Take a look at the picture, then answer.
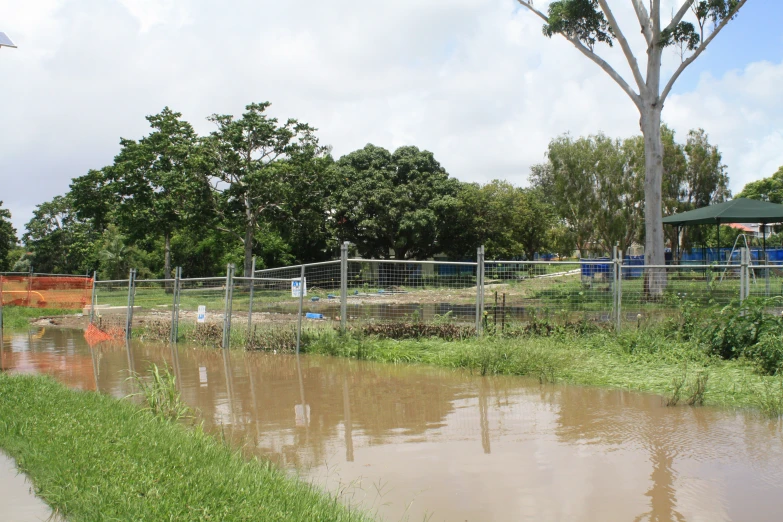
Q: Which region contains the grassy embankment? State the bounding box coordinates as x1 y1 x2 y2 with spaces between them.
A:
0 373 372 522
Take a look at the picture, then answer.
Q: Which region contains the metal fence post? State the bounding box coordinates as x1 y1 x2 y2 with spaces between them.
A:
740 247 748 303
612 246 618 330
170 267 181 344
340 242 348 333
125 268 136 340
222 264 234 349
765 252 771 297
89 271 98 325
475 245 485 336
247 256 256 334
296 264 305 354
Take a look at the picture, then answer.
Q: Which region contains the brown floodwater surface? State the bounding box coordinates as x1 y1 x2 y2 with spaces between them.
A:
2 328 783 521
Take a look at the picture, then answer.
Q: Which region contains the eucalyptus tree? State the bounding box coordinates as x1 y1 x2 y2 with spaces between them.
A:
201 102 321 276
515 0 747 292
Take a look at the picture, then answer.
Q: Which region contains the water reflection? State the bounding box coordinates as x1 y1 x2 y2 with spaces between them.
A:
3 328 783 521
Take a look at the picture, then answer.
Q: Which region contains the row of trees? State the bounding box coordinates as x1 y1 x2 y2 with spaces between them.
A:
3 104 560 278
2 102 772 279
531 126 730 256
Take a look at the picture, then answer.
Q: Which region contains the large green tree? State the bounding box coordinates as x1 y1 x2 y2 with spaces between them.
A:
737 166 783 204
201 102 321 275
534 127 729 257
106 107 202 280
22 196 98 274
0 201 17 271
442 181 555 259
515 0 747 293
331 144 459 259
531 133 641 256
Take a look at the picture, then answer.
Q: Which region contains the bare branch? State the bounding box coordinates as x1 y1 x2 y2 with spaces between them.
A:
664 1 697 34
514 0 548 22
630 0 653 44
515 0 642 109
596 0 647 93
660 0 748 103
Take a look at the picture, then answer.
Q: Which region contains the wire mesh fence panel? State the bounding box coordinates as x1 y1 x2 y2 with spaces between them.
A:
92 280 131 335
344 259 478 325
748 264 783 301
483 260 614 330
619 265 740 326
231 276 300 351
176 277 228 345
130 279 175 333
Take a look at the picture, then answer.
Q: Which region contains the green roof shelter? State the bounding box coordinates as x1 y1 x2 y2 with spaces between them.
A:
663 198 783 261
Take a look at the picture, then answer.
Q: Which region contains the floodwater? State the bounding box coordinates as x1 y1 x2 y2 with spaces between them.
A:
2 329 783 521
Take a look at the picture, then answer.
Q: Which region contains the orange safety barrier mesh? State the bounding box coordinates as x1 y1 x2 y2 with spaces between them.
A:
0 275 93 309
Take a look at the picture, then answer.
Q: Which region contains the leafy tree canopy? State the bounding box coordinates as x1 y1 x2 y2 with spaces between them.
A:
331 144 459 260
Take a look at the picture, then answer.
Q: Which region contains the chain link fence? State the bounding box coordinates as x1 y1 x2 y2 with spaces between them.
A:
13 245 772 349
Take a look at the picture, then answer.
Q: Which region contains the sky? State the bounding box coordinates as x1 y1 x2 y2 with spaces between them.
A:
1 0 781 235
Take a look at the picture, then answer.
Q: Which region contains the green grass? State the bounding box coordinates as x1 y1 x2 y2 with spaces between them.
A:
0 373 372 522
0 306 81 329
301 327 783 416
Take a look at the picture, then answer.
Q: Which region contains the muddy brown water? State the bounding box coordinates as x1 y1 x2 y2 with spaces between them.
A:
2 329 783 521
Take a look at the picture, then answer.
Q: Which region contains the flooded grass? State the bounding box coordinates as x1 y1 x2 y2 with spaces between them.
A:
0 373 372 522
129 363 192 422
302 327 783 417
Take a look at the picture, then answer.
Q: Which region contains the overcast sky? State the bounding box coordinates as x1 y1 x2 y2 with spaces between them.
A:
1 0 781 235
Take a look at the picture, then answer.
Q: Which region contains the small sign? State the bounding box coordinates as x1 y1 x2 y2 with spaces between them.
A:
291 277 307 298
197 305 206 323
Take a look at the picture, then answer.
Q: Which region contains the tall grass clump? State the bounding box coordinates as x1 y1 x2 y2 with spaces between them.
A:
129 363 191 422
753 377 783 418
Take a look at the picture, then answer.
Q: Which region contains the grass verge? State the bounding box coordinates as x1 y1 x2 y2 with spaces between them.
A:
1 306 81 329
0 373 371 522
301 327 783 416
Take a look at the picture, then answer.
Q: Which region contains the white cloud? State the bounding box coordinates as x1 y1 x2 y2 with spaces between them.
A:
0 0 779 233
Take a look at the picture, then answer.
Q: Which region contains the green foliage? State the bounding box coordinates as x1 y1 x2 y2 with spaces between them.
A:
543 0 614 51
532 127 730 256
331 144 459 260
97 225 150 280
129 363 192 422
737 166 783 204
0 201 17 271
0 374 371 521
202 102 322 276
441 180 556 259
22 195 99 274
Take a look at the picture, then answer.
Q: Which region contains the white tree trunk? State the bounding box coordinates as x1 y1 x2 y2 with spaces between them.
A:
641 105 666 296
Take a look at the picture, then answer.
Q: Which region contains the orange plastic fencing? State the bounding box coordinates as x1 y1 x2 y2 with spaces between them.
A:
0 275 93 309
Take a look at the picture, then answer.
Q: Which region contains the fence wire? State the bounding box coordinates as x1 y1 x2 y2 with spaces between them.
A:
344 259 478 325
15 247 782 349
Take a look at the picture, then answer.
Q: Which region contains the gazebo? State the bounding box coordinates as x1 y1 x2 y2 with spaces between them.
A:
662 198 783 262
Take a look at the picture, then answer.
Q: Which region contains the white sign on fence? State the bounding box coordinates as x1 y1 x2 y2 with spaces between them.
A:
197 305 206 323
291 277 307 298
